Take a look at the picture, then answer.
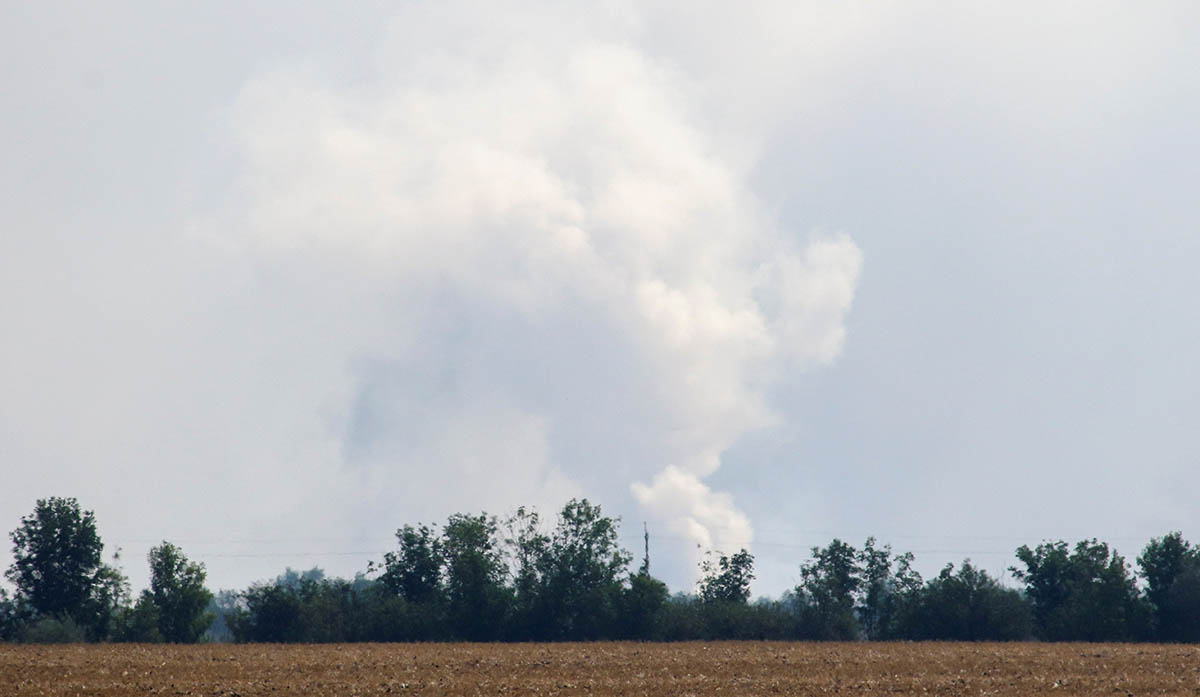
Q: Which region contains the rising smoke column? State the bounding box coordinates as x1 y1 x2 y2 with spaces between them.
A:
216 2 861 574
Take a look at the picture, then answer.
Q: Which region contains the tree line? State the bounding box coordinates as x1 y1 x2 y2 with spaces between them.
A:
3 496 1200 643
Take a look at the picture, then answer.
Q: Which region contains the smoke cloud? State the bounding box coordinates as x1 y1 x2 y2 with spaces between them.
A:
208 2 861 575
6 0 1198 596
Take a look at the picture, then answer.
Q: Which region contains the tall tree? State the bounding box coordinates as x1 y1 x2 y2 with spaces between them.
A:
905 561 1032 640
1012 539 1148 641
144 541 214 643
797 539 861 639
0 587 30 641
230 583 303 643
620 570 668 639
1011 540 1072 639
7 497 103 619
442 513 510 640
275 566 326 590
856 538 922 640
5 497 125 637
536 499 632 639
90 554 131 640
698 549 755 604
379 524 444 604
1138 532 1200 641
502 506 550 639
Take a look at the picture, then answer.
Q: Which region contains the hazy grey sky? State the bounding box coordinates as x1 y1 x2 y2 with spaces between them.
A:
3 2 1198 596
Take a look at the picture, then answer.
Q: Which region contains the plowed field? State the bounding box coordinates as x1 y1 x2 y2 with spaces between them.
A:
3 642 1200 696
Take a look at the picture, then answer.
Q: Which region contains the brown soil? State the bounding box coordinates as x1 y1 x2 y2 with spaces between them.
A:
2 642 1199 696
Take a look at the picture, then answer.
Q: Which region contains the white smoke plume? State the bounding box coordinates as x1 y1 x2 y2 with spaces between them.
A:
213 2 861 574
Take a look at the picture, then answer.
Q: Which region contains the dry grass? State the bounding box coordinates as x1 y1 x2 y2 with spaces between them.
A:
3 642 1200 696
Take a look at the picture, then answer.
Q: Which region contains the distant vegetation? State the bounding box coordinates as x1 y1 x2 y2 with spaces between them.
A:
3 496 1199 643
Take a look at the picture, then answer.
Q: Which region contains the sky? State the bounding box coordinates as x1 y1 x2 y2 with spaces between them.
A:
2 1 1199 598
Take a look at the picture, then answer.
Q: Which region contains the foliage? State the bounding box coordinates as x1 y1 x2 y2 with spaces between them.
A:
275 566 326 590
701 596 797 640
619 571 669 639
293 579 364 643
1138 532 1200 642
1162 568 1200 643
698 549 755 604
229 582 304 642
796 539 861 639
442 513 511 640
653 593 797 640
1012 539 1150 641
113 595 163 642
0 588 32 641
856 538 923 640
379 525 444 605
502 506 550 639
6 498 104 624
529 499 632 640
144 541 214 642
19 616 89 644
901 561 1032 640
202 589 241 642
90 559 132 640
5 497 131 640
12 495 1200 644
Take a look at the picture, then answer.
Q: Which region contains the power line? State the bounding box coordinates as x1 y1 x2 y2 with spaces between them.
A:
110 528 1157 563
194 551 386 559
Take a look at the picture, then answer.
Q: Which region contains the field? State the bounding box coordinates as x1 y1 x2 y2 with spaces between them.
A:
3 642 1200 696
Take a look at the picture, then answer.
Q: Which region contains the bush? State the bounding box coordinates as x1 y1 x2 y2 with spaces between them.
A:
112 597 163 643
21 617 88 644
900 562 1033 641
0 590 31 641
619 573 669 640
657 595 706 641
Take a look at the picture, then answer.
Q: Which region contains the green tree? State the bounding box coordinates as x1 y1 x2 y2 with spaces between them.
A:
7 497 103 619
502 506 550 639
6 497 127 638
274 566 326 590
379 524 444 604
1012 539 1148 641
230 583 303 642
856 538 922 640
89 557 131 640
203 589 242 642
904 561 1032 640
620 571 669 639
1162 568 1200 643
0 587 32 641
143 541 213 643
1138 532 1200 642
294 578 361 643
114 595 162 643
442 513 510 640
698 549 755 604
533 499 632 640
1011 540 1071 639
797 539 861 639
